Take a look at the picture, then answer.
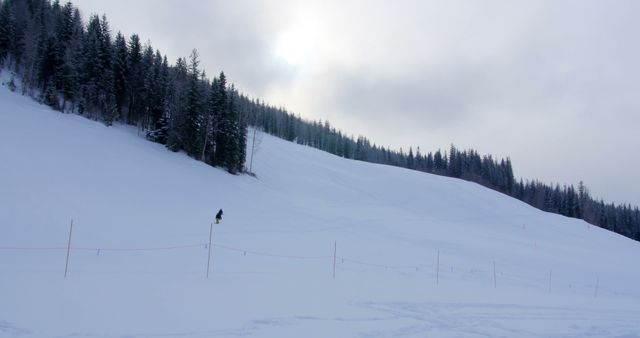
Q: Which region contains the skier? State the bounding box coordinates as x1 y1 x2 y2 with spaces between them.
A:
215 209 223 224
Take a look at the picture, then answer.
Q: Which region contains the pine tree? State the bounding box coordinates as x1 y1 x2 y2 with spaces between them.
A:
42 78 58 109
148 50 167 128
97 15 115 123
55 2 74 45
434 150 444 173
407 147 415 169
147 56 171 144
182 49 203 156
103 92 118 126
126 33 142 123
503 158 514 194
139 43 155 127
203 76 221 164
59 6 83 113
449 144 463 178
37 35 58 102
211 72 230 167
112 31 128 116
0 0 17 65
79 15 101 116
165 56 188 152
77 14 115 122
230 85 247 173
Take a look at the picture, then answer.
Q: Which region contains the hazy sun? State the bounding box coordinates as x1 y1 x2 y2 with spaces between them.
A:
274 18 319 67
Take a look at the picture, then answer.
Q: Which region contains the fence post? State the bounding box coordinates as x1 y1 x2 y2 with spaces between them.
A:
333 240 337 280
493 261 497 288
436 250 440 285
64 219 74 278
206 223 213 278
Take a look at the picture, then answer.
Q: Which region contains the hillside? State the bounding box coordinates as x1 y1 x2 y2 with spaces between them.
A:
1 78 640 337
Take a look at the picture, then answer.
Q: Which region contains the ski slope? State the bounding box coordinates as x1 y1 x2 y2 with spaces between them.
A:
1 74 640 337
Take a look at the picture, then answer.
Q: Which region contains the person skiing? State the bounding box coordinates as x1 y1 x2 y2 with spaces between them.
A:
215 209 223 224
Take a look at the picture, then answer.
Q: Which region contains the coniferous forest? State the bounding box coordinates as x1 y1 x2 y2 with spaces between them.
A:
1 0 638 241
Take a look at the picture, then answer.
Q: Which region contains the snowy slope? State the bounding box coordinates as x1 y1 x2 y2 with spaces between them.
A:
1 75 640 338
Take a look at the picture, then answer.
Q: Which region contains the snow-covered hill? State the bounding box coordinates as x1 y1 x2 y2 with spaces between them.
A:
1 76 639 337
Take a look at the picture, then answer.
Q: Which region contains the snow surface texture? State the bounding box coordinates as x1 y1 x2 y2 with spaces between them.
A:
1 72 640 337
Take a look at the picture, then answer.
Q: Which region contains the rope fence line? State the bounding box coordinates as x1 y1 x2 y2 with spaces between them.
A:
0 228 621 299
0 244 429 270
0 241 457 278
0 243 207 252
0 240 616 296
0 242 594 281
0 242 592 276
340 257 424 271
85 244 207 252
212 243 331 260
0 242 417 266
0 242 333 260
0 246 69 251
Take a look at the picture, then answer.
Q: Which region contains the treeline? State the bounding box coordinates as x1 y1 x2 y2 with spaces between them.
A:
0 0 246 172
1 0 638 241
239 95 640 241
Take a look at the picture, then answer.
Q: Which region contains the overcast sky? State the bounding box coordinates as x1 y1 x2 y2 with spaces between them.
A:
73 0 640 207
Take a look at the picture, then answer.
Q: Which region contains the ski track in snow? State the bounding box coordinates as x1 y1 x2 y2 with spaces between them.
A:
0 322 31 337
354 302 640 338
81 302 638 338
242 302 640 338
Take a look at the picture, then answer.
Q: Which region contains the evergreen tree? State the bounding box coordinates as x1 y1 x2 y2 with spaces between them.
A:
425 152 434 172
434 150 444 173
37 34 58 103
59 6 83 113
203 75 222 164
181 49 203 156
112 31 128 116
139 43 155 127
148 50 167 128
42 78 57 108
165 56 188 151
97 15 115 124
126 33 142 123
212 72 232 168
78 14 101 115
0 0 17 65
230 84 247 172
407 147 415 169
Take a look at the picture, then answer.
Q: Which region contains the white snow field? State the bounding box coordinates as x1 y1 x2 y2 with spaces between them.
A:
1 75 640 338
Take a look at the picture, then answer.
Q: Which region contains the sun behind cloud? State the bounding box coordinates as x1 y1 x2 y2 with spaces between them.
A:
273 11 321 67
